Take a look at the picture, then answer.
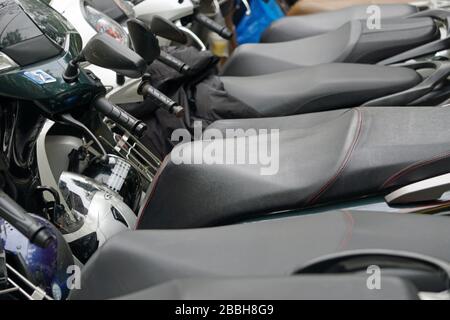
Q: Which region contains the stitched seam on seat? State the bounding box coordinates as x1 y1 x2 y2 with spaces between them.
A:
380 150 450 189
307 108 364 205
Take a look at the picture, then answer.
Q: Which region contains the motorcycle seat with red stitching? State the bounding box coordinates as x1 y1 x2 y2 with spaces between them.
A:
137 106 450 229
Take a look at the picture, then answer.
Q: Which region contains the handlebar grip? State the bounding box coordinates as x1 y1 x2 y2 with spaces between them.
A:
158 52 192 75
194 13 233 39
0 191 54 248
139 83 184 118
94 96 147 138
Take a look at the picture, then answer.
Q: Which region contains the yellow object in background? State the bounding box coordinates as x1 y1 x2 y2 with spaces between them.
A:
209 31 230 58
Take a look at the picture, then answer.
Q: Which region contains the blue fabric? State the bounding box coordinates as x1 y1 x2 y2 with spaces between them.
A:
236 0 284 44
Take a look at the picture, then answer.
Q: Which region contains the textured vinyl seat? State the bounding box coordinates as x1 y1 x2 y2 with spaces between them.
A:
113 276 418 300
220 63 421 117
261 4 418 43
222 17 439 76
137 106 450 229
71 211 450 299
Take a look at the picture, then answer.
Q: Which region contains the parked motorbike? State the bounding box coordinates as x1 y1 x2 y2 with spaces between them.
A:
122 0 234 51
1 0 450 302
48 0 235 107
261 3 420 42
71 210 450 299
0 0 160 299
113 13 450 159
223 10 448 76
47 0 143 105
144 11 450 112
286 0 431 16
97 19 450 232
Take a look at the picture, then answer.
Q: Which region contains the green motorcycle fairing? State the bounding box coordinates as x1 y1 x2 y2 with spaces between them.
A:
0 0 104 116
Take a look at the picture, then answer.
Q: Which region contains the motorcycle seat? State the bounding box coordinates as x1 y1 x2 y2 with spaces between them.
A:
112 276 419 300
219 63 421 117
222 17 439 77
137 106 450 229
261 4 418 43
71 211 450 299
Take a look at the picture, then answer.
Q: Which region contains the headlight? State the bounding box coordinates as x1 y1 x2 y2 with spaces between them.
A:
82 4 130 47
0 52 18 74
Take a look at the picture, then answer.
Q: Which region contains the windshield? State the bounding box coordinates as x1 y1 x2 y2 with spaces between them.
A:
18 0 75 48
0 2 41 49
0 0 76 67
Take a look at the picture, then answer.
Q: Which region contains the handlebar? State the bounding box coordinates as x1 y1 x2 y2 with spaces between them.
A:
0 191 54 248
93 96 147 138
194 13 233 39
158 52 192 75
138 83 184 118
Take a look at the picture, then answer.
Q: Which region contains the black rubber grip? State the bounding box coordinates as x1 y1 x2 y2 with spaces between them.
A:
94 96 147 137
194 13 233 39
158 52 191 75
139 84 184 118
0 191 54 248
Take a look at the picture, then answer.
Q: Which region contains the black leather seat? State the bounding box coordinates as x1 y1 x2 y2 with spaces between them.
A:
71 212 450 299
261 4 418 43
220 63 421 117
222 17 439 76
113 276 418 300
137 106 450 229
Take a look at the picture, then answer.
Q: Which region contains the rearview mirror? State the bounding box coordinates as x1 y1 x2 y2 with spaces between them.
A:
82 34 147 78
150 15 188 45
127 18 161 64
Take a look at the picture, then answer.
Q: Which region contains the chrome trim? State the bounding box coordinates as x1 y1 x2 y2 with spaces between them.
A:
178 25 207 51
0 263 53 300
385 173 450 205
101 117 161 183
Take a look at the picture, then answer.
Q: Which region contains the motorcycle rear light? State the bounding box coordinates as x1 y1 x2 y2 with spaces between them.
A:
82 4 130 47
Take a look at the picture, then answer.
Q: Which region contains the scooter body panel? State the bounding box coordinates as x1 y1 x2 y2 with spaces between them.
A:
0 51 101 115
134 0 194 23
0 6 102 116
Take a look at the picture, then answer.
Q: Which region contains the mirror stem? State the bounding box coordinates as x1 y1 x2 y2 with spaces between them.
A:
63 54 85 84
